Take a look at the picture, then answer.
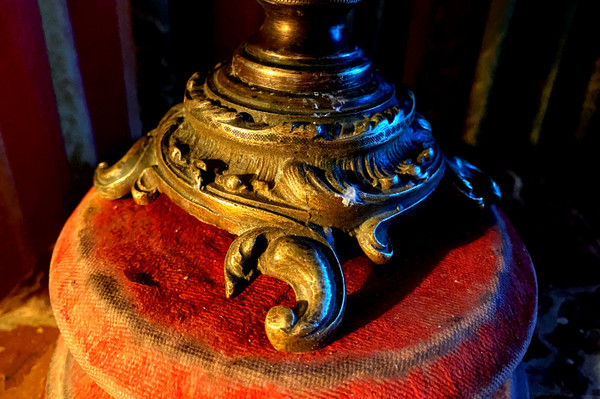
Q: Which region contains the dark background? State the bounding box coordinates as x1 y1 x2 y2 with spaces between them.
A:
1 0 599 396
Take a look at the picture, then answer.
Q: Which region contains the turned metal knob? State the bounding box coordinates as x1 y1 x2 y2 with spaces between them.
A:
209 0 394 117
234 2 372 94
254 0 358 53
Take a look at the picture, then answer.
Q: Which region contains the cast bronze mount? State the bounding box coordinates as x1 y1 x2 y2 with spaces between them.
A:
94 0 500 352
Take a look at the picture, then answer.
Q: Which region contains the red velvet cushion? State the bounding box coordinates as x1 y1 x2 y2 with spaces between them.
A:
49 189 536 398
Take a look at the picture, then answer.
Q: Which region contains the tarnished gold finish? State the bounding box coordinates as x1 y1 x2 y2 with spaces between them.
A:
94 0 472 352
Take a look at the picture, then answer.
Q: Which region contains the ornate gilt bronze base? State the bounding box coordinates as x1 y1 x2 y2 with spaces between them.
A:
94 0 499 352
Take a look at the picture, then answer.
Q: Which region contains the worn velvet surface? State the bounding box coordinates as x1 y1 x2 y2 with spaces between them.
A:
48 189 536 398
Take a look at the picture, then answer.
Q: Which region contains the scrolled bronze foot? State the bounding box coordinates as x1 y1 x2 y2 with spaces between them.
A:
94 105 184 203
224 228 345 352
446 157 502 207
94 136 156 201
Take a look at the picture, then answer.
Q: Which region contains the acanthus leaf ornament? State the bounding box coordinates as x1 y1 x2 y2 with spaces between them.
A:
94 0 499 352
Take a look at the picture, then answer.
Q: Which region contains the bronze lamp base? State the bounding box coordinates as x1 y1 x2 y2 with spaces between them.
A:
94 0 499 352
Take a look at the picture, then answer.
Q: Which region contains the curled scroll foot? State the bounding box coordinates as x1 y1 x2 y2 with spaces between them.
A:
94 136 158 202
446 157 501 207
224 229 346 353
354 215 394 265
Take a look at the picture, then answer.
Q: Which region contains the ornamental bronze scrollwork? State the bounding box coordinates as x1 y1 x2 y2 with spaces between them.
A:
94 0 498 352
